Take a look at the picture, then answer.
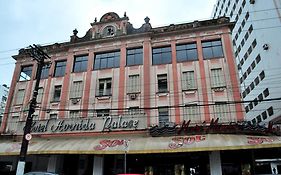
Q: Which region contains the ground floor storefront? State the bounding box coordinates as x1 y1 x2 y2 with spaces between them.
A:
1 149 281 175
1 134 281 175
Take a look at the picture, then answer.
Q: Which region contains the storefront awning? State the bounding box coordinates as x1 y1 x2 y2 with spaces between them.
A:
1 134 281 155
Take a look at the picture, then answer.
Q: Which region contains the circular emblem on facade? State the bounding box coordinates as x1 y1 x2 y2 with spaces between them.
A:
102 25 116 37
25 134 32 141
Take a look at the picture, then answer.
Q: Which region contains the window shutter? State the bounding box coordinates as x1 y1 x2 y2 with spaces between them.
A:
128 75 140 93
184 105 199 122
182 71 196 90
71 81 83 98
214 103 229 122
211 68 225 88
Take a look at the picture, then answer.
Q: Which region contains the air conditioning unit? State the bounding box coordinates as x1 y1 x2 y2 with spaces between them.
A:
129 93 137 100
71 98 80 104
250 0 255 4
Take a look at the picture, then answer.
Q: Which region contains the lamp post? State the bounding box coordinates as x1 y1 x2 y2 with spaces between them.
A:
124 139 129 174
16 45 50 175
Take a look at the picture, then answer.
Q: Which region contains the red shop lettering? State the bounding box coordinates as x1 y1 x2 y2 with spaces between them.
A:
169 135 206 149
94 139 124 150
247 137 277 145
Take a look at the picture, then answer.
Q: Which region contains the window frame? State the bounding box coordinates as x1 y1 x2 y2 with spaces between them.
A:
53 85 62 102
54 60 67 77
97 78 112 97
19 65 33 81
73 55 88 73
94 50 120 70
127 74 140 93
176 43 198 62
126 47 143 66
158 107 169 126
202 39 224 59
157 74 168 93
40 64 50 79
152 46 172 65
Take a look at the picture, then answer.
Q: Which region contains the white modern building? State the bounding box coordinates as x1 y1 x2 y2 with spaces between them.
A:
0 84 9 126
212 0 281 125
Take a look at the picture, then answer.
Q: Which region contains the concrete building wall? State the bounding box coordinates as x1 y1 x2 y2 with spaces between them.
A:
212 0 281 125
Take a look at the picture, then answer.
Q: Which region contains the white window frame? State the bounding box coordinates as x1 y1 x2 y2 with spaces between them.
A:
97 78 112 96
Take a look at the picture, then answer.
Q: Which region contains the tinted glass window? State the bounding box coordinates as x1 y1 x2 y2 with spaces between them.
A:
202 39 224 59
152 46 172 65
127 48 143 66
19 65 33 81
176 43 198 62
41 64 50 79
54 60 66 77
73 55 88 72
94 51 120 70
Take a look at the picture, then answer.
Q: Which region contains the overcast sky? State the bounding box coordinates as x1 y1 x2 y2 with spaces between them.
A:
0 0 217 86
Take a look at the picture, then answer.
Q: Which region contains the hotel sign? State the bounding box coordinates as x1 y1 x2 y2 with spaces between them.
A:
17 115 146 134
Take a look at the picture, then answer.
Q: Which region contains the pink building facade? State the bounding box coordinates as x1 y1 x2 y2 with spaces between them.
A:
1 12 280 175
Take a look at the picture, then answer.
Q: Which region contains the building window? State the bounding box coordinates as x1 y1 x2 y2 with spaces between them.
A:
248 25 253 33
157 74 168 93
152 46 172 65
254 77 260 85
202 40 224 59
97 78 112 96
126 48 143 66
73 55 88 72
256 115 262 123
94 51 120 70
32 115 39 121
267 106 274 116
245 12 249 20
19 65 33 81
261 111 267 120
37 87 44 103
69 110 80 118
158 107 169 126
15 89 25 104
96 109 110 117
54 60 67 77
127 75 140 93
263 88 269 97
184 104 199 123
176 43 198 62
259 71 265 80
214 102 229 122
41 64 50 79
256 54 261 63
53 85 62 102
70 81 83 99
211 68 225 88
182 71 196 90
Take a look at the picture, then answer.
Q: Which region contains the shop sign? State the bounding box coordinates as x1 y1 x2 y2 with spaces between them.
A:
168 135 206 149
149 118 281 137
18 115 144 134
